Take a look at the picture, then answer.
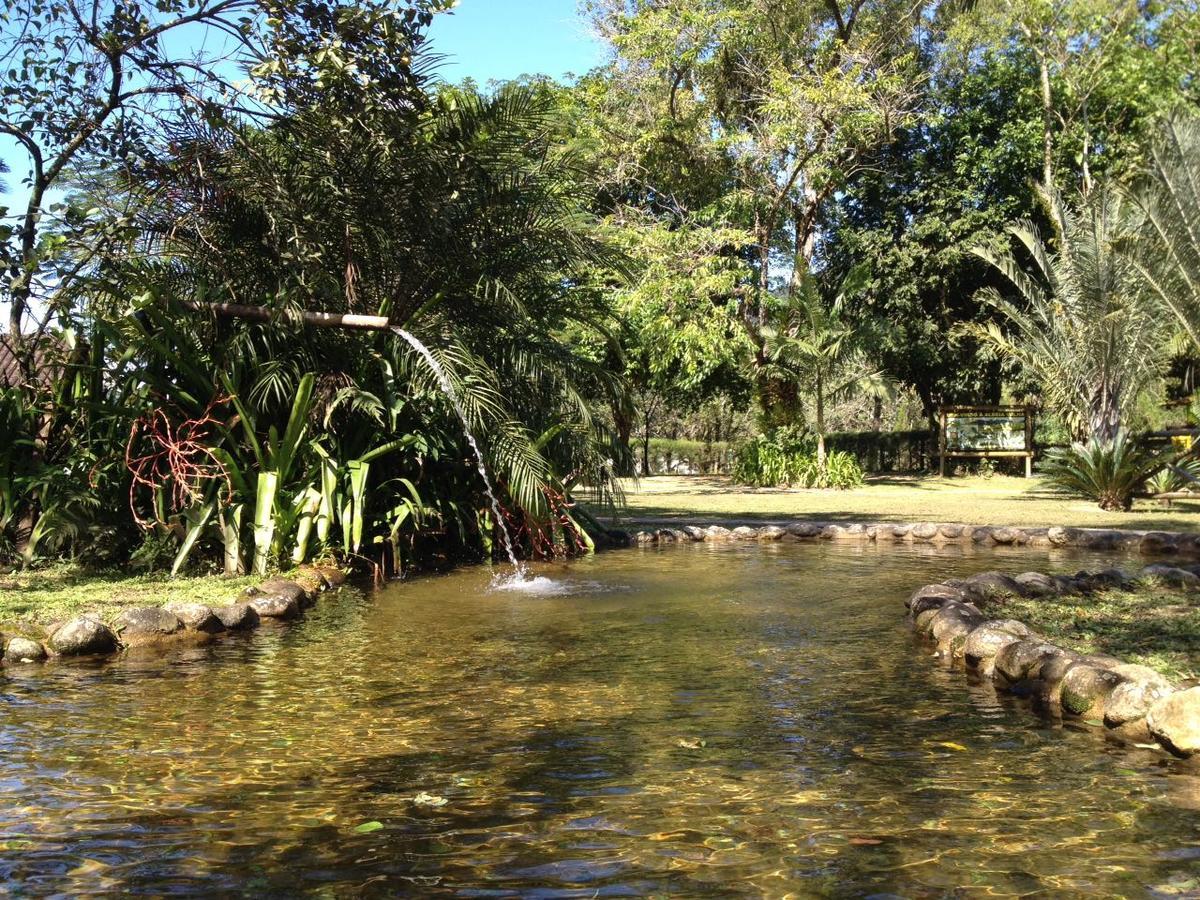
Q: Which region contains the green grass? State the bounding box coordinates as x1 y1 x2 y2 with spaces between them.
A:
978 588 1200 683
600 474 1200 532
0 564 259 636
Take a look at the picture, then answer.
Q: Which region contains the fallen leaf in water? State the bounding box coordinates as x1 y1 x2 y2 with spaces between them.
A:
849 837 884 845
353 821 384 834
934 741 968 752
413 792 448 807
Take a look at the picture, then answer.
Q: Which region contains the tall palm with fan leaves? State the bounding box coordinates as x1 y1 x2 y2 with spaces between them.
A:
964 184 1166 444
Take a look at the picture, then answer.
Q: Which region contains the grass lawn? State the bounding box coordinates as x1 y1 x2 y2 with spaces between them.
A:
603 474 1200 532
978 587 1200 683
0 565 260 635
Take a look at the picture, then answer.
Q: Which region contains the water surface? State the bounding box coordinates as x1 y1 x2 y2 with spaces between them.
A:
3 543 1200 896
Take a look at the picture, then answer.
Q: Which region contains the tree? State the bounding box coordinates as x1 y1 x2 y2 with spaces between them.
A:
584 0 926 421
0 0 450 364
762 267 889 467
965 185 1166 443
1126 112 1200 353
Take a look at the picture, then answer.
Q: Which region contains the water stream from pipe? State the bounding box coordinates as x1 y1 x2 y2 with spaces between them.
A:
392 327 524 577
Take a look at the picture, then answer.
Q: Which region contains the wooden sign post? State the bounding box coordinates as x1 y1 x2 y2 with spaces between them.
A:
938 405 1035 478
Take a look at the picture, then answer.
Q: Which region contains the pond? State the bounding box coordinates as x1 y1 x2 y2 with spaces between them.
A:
2 543 1200 896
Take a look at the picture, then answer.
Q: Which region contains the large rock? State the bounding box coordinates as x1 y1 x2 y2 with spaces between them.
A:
258 578 312 605
731 526 758 541
994 640 1062 685
990 527 1026 545
938 523 964 540
1047 525 1080 546
214 603 260 630
633 530 657 545
909 592 960 618
1013 572 1059 597
929 604 985 649
49 616 118 656
1105 679 1174 728
5 636 47 662
963 620 1032 672
313 565 347 587
681 525 707 541
1060 664 1125 716
909 522 940 542
113 607 185 646
1141 565 1200 590
961 571 1024 600
706 525 733 540
756 525 786 541
249 592 301 620
786 522 823 539
163 601 225 634
1147 687 1200 757
907 583 965 610
1140 531 1180 554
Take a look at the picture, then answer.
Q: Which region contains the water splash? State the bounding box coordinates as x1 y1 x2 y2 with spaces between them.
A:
393 327 522 571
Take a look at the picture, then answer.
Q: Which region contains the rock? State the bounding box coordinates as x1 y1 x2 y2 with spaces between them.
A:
1051 574 1082 594
990 527 1025 545
906 583 965 610
938 523 964 539
1105 680 1173 728
5 636 46 662
1109 663 1171 688
262 579 314 605
163 602 225 634
1081 530 1123 551
1060 664 1126 716
757 525 786 541
1141 531 1180 554
909 592 962 618
606 529 632 548
633 530 657 545
929 604 985 647
1047 525 1079 546
655 528 678 543
706 525 733 540
681 525 707 541
313 565 347 587
113 607 185 646
1148 688 1200 757
970 527 995 544
1036 651 1085 707
994 640 1063 685
961 571 1024 600
1141 565 1200 590
49 616 119 656
963 620 1032 671
292 570 327 596
910 522 940 541
731 526 758 541
1013 571 1058 597
786 522 823 539
820 524 846 540
214 603 260 630
249 592 301 620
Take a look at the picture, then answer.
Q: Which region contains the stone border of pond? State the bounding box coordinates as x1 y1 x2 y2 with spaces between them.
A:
906 565 1200 760
0 564 348 665
625 519 1200 554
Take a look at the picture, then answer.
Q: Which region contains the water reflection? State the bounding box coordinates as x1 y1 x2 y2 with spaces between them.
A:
2 542 1199 896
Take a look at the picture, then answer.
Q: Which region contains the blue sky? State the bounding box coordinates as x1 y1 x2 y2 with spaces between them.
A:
428 0 604 84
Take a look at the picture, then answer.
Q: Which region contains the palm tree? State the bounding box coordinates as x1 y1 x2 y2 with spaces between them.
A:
966 184 1165 444
762 267 889 468
1125 111 1200 353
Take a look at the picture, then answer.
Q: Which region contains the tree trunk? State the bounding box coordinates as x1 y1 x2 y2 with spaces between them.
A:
1039 52 1054 186
815 371 827 470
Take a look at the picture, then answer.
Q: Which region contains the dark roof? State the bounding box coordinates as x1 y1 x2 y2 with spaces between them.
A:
0 334 68 390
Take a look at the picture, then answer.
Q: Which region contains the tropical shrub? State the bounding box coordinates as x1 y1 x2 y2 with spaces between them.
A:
733 434 863 489
1042 432 1162 511
1145 455 1200 496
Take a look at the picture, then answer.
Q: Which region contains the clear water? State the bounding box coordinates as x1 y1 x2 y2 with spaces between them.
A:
3 542 1200 896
